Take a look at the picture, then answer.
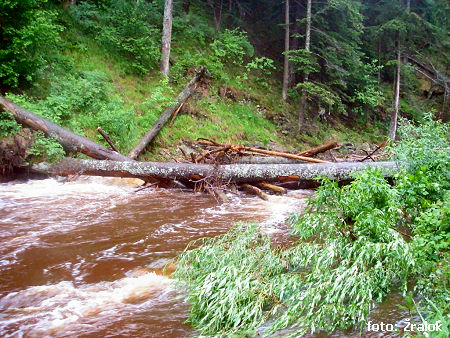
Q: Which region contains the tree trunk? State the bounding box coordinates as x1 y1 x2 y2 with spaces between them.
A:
297 140 340 157
390 41 401 140
128 68 206 159
298 0 311 130
289 1 301 87
182 0 191 14
282 0 290 101
207 0 223 33
0 96 131 162
31 158 398 185
160 0 173 77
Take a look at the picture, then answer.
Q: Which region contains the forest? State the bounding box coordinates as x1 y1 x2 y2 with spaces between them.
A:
0 0 449 336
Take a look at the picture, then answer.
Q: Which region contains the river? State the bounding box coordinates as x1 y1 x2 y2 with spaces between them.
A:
0 176 410 337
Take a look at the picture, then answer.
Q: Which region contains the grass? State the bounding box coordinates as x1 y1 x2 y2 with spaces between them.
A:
7 3 395 162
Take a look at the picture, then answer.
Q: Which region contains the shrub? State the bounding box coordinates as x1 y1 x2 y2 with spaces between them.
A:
6 70 137 151
0 0 63 87
27 131 65 163
71 0 162 74
175 117 449 336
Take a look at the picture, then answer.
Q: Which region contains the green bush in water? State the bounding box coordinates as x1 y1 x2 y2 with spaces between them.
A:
175 116 449 336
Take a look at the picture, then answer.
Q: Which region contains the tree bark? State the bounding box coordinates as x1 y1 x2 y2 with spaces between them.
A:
97 127 120 153
297 140 339 157
390 41 401 140
207 0 223 33
289 1 301 87
128 68 206 159
298 0 311 130
31 158 398 185
282 0 290 101
160 0 173 77
0 96 131 162
242 183 269 200
182 0 191 14
257 182 287 194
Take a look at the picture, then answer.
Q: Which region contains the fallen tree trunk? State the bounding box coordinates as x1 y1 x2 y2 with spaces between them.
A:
0 97 131 162
257 181 287 194
297 140 339 157
128 68 207 159
242 184 269 201
31 158 398 186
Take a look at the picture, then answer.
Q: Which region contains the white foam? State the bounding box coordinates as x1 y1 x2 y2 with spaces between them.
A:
0 272 172 335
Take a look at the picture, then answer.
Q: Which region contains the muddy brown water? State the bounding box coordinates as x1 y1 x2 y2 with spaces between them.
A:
0 177 410 337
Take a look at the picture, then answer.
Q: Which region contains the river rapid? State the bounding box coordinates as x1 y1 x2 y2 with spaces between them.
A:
0 176 409 337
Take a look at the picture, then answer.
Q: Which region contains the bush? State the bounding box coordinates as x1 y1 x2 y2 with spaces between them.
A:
175 117 449 336
6 70 137 151
71 0 162 74
0 0 63 87
27 131 65 163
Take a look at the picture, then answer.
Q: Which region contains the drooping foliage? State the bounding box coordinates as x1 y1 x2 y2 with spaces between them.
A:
175 117 449 336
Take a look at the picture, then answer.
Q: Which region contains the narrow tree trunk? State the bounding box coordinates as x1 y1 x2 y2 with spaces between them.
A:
282 0 290 101
160 0 173 77
0 97 131 162
289 1 301 87
406 0 410 11
208 0 223 33
182 0 191 14
378 38 382 84
390 41 401 140
31 158 398 185
298 0 311 130
97 127 120 153
128 68 206 159
297 140 340 157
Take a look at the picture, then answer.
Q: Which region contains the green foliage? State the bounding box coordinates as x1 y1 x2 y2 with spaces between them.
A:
237 56 276 89
210 29 254 66
270 170 411 334
0 0 63 87
174 223 284 335
350 61 385 115
176 118 449 336
138 78 176 130
28 131 65 163
175 170 413 335
7 70 137 151
0 112 21 138
393 115 449 215
287 49 320 75
296 81 346 115
71 0 162 74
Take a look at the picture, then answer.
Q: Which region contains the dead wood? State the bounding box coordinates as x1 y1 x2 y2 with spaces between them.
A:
297 140 339 157
196 139 330 164
242 183 269 201
97 127 120 153
256 182 287 194
128 68 207 159
31 158 398 188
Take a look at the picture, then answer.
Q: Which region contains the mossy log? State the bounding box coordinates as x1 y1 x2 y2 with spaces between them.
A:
31 158 398 186
0 96 130 162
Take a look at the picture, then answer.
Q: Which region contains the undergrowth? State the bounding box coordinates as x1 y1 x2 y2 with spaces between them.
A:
174 117 449 336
